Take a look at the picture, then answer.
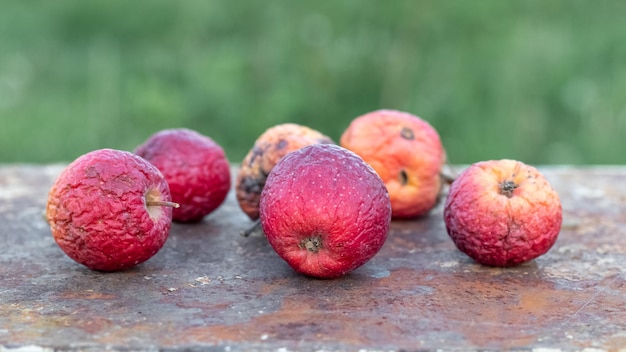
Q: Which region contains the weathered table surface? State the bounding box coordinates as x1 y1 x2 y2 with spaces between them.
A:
1 164 625 351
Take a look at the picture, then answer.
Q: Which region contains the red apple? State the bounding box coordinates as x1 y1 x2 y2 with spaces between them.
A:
135 128 231 222
259 144 392 278
46 149 177 271
444 159 562 266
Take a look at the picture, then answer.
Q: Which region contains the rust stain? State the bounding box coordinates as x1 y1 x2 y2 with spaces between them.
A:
606 335 626 351
58 290 116 300
69 316 114 335
369 266 624 349
372 268 561 348
166 294 375 347
0 303 72 341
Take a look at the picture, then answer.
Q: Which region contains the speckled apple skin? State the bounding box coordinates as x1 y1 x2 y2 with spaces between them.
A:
135 128 231 222
260 144 392 278
340 110 446 219
444 159 562 267
46 149 173 271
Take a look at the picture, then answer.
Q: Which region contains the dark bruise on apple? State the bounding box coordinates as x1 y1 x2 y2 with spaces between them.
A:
259 144 392 279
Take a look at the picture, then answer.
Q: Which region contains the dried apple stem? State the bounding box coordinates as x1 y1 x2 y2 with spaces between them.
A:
441 172 456 185
240 220 263 237
146 200 180 208
499 181 518 198
441 163 458 185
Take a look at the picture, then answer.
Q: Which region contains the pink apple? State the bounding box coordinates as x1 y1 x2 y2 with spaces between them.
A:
259 144 391 278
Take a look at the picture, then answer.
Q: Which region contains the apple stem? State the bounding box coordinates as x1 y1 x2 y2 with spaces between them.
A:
441 163 458 185
441 172 456 185
240 220 263 237
499 181 518 198
146 200 180 208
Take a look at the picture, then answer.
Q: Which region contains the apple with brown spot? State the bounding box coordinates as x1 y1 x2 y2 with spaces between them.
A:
340 109 447 219
444 159 562 266
236 123 333 221
259 144 391 278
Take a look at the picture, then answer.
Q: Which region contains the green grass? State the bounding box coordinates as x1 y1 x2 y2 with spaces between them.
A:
1 0 624 164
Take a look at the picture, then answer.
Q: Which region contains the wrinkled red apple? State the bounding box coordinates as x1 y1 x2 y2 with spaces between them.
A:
135 128 231 222
259 144 392 278
444 159 562 267
46 149 177 271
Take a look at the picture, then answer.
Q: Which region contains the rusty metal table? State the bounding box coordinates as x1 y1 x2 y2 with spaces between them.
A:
1 164 625 351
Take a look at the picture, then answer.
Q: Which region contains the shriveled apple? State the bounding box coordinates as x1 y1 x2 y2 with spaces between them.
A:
444 159 562 266
46 149 177 271
259 144 391 278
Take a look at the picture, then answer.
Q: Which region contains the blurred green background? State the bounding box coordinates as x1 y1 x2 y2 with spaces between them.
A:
1 0 624 164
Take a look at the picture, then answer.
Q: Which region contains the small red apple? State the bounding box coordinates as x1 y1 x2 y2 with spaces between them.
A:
444 159 562 267
259 144 392 278
135 128 231 222
46 149 178 271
